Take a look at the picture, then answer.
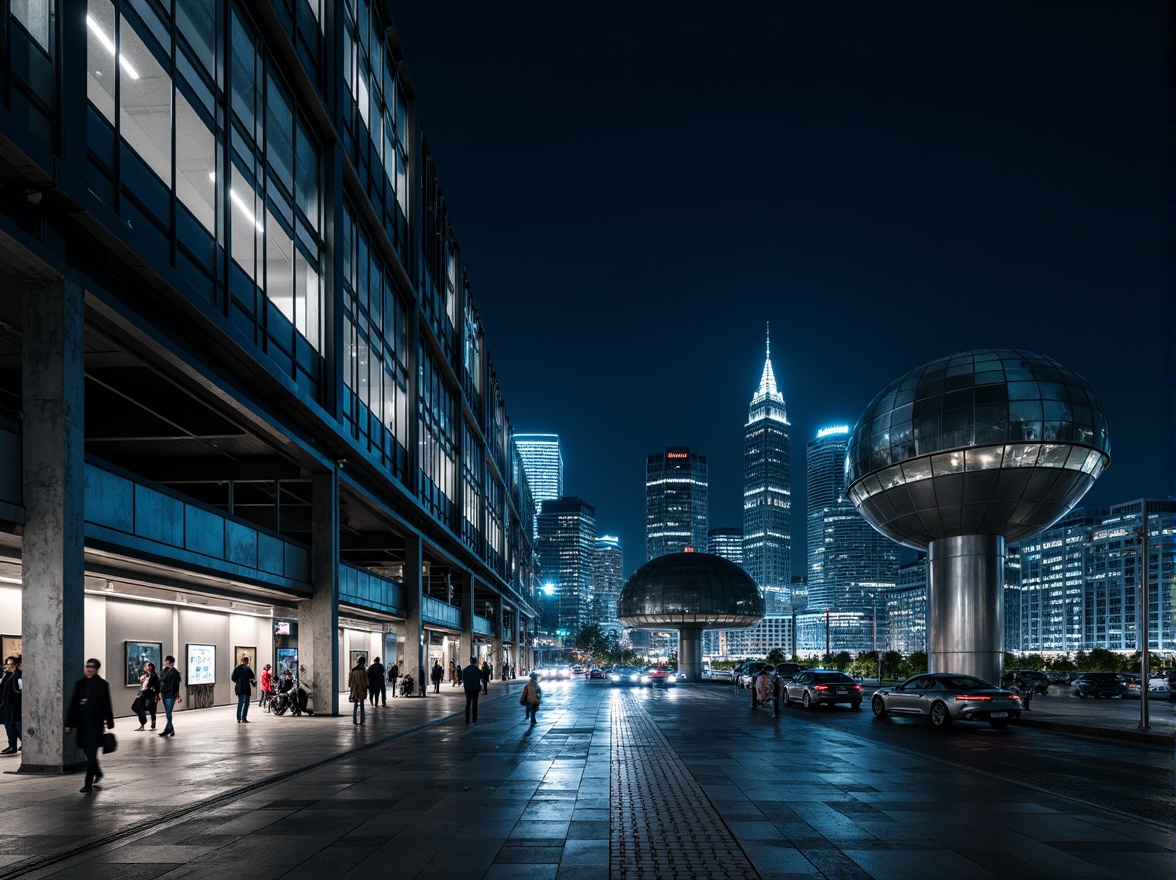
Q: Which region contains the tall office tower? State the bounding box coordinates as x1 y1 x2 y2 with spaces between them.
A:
516 435 564 535
890 556 928 654
646 447 708 560
805 425 900 614
707 527 744 566
743 329 792 599
592 535 624 630
536 496 597 639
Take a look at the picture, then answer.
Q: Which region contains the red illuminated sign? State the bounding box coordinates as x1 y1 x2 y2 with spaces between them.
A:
666 452 687 459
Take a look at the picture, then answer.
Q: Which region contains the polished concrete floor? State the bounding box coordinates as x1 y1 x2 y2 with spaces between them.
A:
0 678 1171 879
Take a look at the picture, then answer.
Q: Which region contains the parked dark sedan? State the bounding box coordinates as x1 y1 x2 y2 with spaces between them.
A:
783 669 863 710
1071 673 1129 699
872 673 1022 728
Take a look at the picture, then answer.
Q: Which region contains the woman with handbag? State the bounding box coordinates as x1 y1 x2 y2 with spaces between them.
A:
134 662 161 730
520 672 542 727
65 658 115 793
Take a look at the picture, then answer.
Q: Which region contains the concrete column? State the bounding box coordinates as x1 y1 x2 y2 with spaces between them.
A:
460 574 474 662
305 471 339 715
21 278 85 774
928 534 1005 685
402 535 424 691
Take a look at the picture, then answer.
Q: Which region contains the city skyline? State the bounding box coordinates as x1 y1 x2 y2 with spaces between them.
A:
390 3 1172 574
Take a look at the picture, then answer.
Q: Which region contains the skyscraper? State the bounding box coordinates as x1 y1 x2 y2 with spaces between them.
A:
806 425 899 614
536 496 597 638
591 535 624 631
743 329 791 599
516 434 564 537
646 447 708 560
707 527 744 566
516 434 564 503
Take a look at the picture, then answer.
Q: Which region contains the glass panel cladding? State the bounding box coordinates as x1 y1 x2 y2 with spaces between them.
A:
224 5 323 352
87 1 118 121
342 204 409 476
965 446 1004 471
175 0 214 78
119 12 172 184
12 0 51 49
931 451 963 475
418 348 456 522
175 87 214 231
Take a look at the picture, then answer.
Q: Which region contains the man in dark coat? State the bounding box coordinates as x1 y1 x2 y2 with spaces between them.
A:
461 657 483 723
230 655 256 723
388 662 399 698
0 656 21 754
65 658 115 793
367 657 386 708
480 661 491 694
431 661 444 693
158 655 181 737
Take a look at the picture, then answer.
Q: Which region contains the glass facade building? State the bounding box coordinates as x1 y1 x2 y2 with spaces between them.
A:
743 332 791 595
0 1 540 769
806 426 899 615
646 447 708 560
537 497 597 638
707 527 744 566
516 434 564 506
592 535 623 631
1010 499 1175 654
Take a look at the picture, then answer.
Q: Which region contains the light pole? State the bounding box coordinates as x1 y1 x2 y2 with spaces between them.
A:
824 607 830 663
1136 522 1150 729
871 594 880 684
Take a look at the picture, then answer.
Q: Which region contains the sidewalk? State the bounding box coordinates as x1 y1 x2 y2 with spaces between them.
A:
0 680 523 877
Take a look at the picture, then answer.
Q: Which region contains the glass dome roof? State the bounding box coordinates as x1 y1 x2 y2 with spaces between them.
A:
844 349 1111 547
617 552 764 628
846 349 1110 485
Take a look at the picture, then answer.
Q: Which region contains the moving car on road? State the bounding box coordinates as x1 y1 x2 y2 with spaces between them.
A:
641 666 677 687
609 665 642 686
872 673 1022 728
783 669 863 710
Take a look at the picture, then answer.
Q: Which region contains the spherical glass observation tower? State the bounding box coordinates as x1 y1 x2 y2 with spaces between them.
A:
845 349 1110 683
617 552 764 681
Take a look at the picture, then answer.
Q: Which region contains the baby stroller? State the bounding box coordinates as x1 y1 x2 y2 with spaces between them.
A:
399 673 415 697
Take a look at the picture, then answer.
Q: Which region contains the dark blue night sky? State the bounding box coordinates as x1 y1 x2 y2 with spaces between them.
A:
390 2 1173 576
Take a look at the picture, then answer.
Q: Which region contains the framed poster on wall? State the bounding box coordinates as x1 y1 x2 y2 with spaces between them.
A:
276 648 298 680
125 641 162 687
1 634 20 661
349 650 367 669
187 643 216 685
233 646 257 668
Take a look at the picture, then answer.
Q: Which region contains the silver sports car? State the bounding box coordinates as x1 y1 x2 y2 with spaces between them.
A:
871 673 1022 729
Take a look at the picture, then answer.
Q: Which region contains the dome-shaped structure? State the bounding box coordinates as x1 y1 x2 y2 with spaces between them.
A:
618 552 764 627
618 552 764 681
845 348 1110 548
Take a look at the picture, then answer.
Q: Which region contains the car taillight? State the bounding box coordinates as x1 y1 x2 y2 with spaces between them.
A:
1008 694 1022 701
954 695 991 701
853 684 862 691
815 685 829 691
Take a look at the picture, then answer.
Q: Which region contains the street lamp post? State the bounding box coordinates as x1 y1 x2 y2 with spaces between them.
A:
824 607 830 662
1136 523 1150 730
872 596 880 684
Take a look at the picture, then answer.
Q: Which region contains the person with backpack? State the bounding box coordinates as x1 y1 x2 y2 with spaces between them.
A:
520 672 542 727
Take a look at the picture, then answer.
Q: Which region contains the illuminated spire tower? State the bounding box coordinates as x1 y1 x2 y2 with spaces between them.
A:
743 325 791 608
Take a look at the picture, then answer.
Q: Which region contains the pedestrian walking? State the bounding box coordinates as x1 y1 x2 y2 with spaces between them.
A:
480 660 491 694
368 657 386 707
134 662 160 730
0 656 21 754
461 656 483 723
158 655 181 737
388 662 399 698
417 665 426 697
348 657 368 725
230 655 256 723
259 664 274 712
431 661 444 693
449 660 458 687
520 672 541 726
64 658 114 793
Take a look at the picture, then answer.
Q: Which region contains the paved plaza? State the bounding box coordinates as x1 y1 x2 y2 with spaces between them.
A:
0 679 1171 879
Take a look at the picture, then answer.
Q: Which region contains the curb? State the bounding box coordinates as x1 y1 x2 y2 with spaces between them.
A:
1014 715 1174 747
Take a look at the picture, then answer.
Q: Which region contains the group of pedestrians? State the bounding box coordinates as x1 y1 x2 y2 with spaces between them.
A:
347 656 395 724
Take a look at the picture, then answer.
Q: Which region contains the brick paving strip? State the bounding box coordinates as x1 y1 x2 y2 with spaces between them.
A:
611 690 761 880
